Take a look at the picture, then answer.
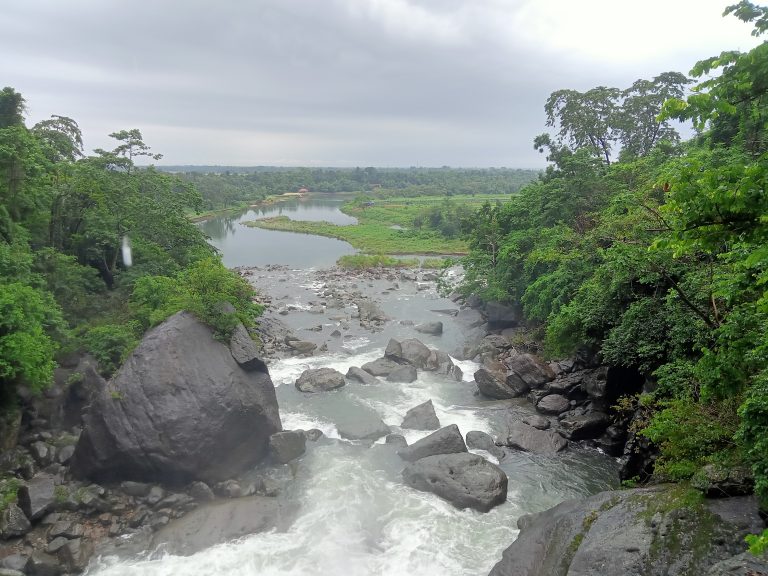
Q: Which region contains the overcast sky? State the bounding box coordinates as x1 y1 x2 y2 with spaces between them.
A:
1 0 761 167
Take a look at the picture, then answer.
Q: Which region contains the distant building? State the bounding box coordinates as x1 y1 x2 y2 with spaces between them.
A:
298 187 309 194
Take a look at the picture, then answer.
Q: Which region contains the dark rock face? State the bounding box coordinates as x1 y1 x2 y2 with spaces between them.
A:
17 473 56 521
558 412 610 441
535 394 570 415
402 453 507 512
484 301 523 329
415 321 443 335
425 350 463 381
705 552 768 575
345 366 379 385
503 353 555 388
521 415 551 430
466 431 506 461
488 487 765 576
229 324 268 372
269 431 306 464
691 465 755 498
502 422 567 454
582 366 644 409
397 424 467 462
295 368 346 392
386 365 418 383
385 338 432 369
361 358 401 377
474 361 529 399
401 400 441 430
70 312 282 485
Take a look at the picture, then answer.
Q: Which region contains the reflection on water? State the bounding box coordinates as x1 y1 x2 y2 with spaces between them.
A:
198 196 357 268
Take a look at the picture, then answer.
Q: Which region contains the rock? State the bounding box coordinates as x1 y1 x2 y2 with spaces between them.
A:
474 361 528 399
558 412 610 440
401 400 441 430
386 365 418 383
47 536 69 554
385 338 432 369
27 552 61 576
0 568 24 576
0 555 28 573
503 422 567 454
18 473 56 521
29 441 54 467
361 358 401 377
0 503 31 539
151 496 285 556
295 368 346 393
397 424 467 462
415 322 443 335
305 429 324 442
188 481 215 502
705 552 768 575
385 434 408 448
214 480 242 499
425 350 463 381
536 394 570 415
503 352 555 389
402 453 507 512
57 537 93 573
55 445 75 465
120 481 151 497
287 340 317 354
595 425 627 457
488 487 765 576
336 415 390 441
355 300 387 324
455 307 485 329
345 366 379 385
521 415 551 430
466 431 506 460
146 485 165 506
547 370 587 397
691 465 755 498
269 431 306 464
229 323 267 372
70 311 281 485
484 301 522 328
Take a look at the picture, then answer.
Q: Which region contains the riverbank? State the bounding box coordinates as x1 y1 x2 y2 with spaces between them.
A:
187 194 293 223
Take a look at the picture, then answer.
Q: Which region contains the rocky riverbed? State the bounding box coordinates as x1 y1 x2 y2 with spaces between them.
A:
1 264 765 575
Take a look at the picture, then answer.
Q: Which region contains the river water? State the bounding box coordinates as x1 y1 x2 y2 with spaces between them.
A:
85 199 619 576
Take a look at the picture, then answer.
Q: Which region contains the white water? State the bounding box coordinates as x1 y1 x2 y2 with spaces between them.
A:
84 266 619 576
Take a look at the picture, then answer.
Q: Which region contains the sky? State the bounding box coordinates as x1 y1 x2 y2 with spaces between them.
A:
1 0 762 168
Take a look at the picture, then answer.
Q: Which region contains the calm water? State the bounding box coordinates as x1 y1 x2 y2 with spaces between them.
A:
198 196 357 268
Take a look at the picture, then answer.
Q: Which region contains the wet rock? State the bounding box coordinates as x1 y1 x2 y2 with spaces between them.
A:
29 442 54 467
57 537 93 573
188 481 215 502
536 394 570 415
594 425 627 457
229 323 268 372
47 536 69 553
146 485 165 506
386 365 418 383
385 338 432 369
466 431 506 461
18 473 56 521
70 311 281 485
305 429 324 442
502 352 555 389
55 445 75 465
0 503 31 539
385 434 408 448
337 415 390 441
484 301 522 329
345 366 379 385
361 358 401 377
521 415 551 430
27 551 61 576
401 400 441 430
474 361 528 399
120 481 151 497
402 453 507 512
503 422 567 454
295 368 346 393
214 480 242 499
269 430 306 464
415 322 443 335
397 424 467 462
287 340 317 354
425 350 463 381
558 412 610 441
0 555 28 573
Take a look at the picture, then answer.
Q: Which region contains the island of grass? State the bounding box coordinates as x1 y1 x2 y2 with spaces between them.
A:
242 194 508 255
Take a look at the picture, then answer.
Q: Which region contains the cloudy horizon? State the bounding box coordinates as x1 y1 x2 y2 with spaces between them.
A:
2 0 761 168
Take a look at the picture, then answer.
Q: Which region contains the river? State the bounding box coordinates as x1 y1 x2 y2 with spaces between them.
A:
85 198 619 576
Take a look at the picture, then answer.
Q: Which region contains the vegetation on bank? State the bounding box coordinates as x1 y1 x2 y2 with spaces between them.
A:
0 94 260 399
335 254 452 269
460 3 768 505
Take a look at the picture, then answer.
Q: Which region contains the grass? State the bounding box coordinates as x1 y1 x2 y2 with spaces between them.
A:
241 194 506 254
337 254 419 269
187 194 288 222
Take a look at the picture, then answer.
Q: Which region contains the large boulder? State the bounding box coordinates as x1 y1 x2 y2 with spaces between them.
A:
70 312 282 485
415 322 443 336
536 394 570 415
484 301 523 329
425 350 463 381
386 365 418 383
474 361 528 399
397 424 467 462
558 412 610 441
402 453 507 512
0 503 31 540
361 358 401 377
401 400 441 430
336 414 390 441
502 422 567 454
17 473 55 521
488 487 765 576
268 431 306 464
295 368 346 393
385 338 432 369
345 366 379 385
503 352 555 389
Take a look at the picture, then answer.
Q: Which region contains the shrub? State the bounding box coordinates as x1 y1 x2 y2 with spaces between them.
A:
82 322 141 377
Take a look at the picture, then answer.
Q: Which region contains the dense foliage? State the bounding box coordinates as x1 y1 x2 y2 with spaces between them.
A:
462 3 768 503
0 91 259 396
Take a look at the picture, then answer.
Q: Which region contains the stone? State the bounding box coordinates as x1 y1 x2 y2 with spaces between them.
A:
229 323 267 372
484 301 522 328
536 394 570 415
55 445 75 465
295 368 346 393
425 350 463 381
415 321 443 335
215 480 242 499
474 361 528 399
29 441 54 467
46 536 69 554
0 555 28 573
146 485 165 506
705 552 768 576
120 481 151 497
691 465 755 498
402 453 507 512
345 366 379 385
0 568 24 576
0 503 31 539
336 415 390 441
401 400 441 430
27 552 61 576
385 434 408 448
70 312 281 485
361 358 401 377
188 481 215 502
502 422 567 454
269 431 306 464
502 352 555 388
465 430 506 461
305 429 324 442
287 340 317 354
386 365 418 383
558 412 610 440
521 414 551 430
17 473 56 521
488 487 765 576
57 538 93 573
397 424 467 462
